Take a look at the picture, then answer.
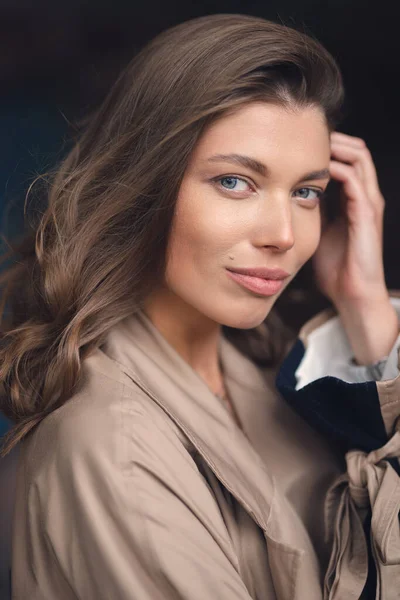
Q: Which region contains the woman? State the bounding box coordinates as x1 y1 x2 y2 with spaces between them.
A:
1 13 399 600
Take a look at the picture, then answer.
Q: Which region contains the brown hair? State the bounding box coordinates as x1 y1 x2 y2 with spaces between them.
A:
0 13 344 456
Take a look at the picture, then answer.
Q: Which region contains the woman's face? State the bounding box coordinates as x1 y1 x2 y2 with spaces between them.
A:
164 101 331 329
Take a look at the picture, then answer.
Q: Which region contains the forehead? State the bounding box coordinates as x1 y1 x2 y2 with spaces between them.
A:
193 102 331 169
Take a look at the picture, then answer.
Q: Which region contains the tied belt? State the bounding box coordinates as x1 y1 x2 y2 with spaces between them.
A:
323 422 400 600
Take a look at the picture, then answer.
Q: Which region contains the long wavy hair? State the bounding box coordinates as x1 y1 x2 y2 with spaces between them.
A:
0 13 344 456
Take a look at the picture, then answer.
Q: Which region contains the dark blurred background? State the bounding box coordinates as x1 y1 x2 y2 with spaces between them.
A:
0 2 398 595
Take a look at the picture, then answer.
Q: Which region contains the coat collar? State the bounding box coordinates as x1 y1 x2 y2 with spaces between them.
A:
101 309 329 596
102 308 275 533
102 309 317 555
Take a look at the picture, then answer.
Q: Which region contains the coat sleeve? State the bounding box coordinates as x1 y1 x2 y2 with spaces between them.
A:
294 296 400 389
34 390 254 600
275 297 400 599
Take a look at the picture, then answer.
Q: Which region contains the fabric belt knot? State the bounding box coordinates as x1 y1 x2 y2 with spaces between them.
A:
323 428 400 599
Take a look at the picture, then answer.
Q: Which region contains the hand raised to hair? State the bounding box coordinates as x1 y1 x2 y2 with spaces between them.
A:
312 131 399 365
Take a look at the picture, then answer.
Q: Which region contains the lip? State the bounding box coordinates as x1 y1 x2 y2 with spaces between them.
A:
226 267 290 297
226 266 290 280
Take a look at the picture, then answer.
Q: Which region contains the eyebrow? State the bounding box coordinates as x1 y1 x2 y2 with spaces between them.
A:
206 153 331 181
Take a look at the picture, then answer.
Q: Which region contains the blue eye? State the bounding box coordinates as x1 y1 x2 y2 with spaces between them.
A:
218 176 250 192
295 188 323 200
221 177 237 189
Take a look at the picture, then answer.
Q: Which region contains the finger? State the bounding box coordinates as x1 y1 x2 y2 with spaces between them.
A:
329 160 377 217
330 131 366 149
330 160 365 202
330 141 383 203
331 140 365 185
330 133 368 183
329 160 384 241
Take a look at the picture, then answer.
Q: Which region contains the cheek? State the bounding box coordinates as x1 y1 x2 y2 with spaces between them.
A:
165 188 231 283
294 209 322 264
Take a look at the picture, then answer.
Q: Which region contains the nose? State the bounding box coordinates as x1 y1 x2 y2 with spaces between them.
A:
255 194 295 252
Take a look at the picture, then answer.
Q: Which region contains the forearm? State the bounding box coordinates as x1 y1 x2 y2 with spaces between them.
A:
336 294 399 365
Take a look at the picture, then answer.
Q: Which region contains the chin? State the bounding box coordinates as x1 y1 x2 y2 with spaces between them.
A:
213 301 276 330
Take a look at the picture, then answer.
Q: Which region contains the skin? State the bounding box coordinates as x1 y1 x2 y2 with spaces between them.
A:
144 102 398 394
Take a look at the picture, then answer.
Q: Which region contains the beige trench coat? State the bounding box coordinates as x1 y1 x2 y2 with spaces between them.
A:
11 308 400 599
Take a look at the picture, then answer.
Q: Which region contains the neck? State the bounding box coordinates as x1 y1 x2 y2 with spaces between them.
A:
142 287 223 392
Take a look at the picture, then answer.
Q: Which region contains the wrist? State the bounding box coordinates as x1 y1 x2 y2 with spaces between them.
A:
335 296 399 366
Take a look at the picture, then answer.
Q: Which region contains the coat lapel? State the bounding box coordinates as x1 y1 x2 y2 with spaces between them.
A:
102 309 323 598
103 309 274 530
